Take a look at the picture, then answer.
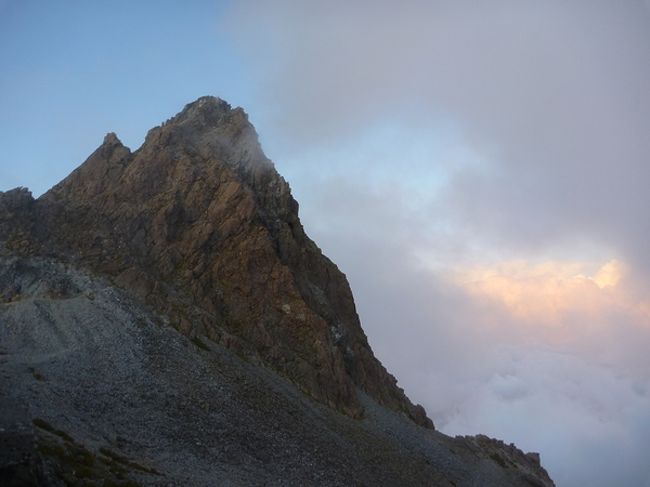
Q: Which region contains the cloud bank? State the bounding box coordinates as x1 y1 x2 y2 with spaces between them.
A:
222 2 650 485
227 0 650 273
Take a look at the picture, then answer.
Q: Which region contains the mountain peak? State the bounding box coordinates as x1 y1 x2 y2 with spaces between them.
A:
102 132 122 146
140 96 258 174
183 95 232 113
0 96 558 486
15 97 433 429
166 95 245 129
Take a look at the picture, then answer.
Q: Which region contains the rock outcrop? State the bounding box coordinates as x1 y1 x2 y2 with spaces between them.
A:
1 97 430 427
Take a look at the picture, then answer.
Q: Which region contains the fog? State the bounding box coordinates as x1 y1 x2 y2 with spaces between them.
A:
223 2 650 485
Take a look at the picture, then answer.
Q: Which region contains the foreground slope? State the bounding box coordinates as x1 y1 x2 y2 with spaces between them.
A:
0 256 552 486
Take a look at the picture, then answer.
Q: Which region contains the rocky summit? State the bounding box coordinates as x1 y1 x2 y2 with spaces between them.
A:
0 97 554 486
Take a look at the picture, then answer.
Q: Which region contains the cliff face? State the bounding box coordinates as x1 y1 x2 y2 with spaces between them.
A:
1 97 430 427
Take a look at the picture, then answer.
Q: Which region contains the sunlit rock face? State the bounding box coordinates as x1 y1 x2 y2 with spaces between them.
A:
1 96 430 427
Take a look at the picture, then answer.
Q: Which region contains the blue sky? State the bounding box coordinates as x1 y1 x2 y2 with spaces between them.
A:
0 0 461 202
2 2 650 485
0 0 253 195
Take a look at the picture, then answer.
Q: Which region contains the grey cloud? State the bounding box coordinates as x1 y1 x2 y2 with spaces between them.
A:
226 0 650 277
223 2 650 485
276 171 650 486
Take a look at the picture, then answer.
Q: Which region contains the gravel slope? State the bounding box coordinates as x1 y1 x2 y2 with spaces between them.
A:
0 256 553 486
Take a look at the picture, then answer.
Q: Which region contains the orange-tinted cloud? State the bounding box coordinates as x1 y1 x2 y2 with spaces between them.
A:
454 259 648 334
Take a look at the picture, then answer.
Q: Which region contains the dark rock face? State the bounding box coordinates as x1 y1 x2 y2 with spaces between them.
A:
0 399 46 487
1 97 430 427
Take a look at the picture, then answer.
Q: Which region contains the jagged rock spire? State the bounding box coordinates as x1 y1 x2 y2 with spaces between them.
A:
4 97 433 428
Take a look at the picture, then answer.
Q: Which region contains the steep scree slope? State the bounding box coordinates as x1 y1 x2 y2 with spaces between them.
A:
0 255 553 486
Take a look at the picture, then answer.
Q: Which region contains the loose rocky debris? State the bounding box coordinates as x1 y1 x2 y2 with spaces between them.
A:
0 256 553 486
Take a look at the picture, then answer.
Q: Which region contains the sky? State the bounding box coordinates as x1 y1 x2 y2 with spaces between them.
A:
2 1 649 485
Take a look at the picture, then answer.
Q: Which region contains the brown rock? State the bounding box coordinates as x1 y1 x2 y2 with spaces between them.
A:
2 96 433 428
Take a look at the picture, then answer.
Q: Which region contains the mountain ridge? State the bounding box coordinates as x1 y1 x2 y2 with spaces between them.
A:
0 96 555 486
3 96 431 427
